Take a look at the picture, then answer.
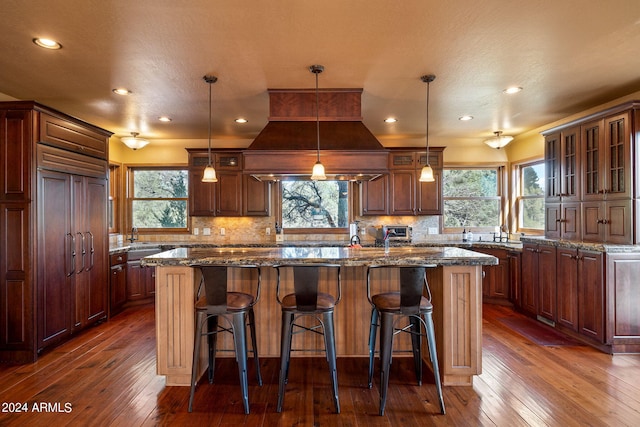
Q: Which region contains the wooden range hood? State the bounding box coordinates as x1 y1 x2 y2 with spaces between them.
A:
244 88 388 180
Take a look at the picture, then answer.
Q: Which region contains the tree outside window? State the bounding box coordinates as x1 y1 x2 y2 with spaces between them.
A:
130 168 188 229
518 162 545 231
281 180 348 229
443 169 501 229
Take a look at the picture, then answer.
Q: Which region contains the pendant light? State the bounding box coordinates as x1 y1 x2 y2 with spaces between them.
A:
202 75 218 182
310 64 326 180
121 132 149 150
484 131 513 149
419 74 436 182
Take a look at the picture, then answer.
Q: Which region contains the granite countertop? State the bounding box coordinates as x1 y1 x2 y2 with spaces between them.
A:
140 246 499 268
519 236 640 253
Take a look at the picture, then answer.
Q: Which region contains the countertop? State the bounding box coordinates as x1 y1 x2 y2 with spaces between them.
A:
140 245 499 267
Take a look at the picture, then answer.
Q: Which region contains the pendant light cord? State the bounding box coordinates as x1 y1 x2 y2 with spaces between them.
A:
208 80 212 165
315 69 320 162
421 74 436 166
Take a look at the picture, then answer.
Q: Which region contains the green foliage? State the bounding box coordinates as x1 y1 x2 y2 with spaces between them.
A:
132 169 188 228
443 169 499 227
282 180 348 228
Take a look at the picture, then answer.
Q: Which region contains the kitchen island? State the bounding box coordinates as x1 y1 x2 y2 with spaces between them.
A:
143 246 497 387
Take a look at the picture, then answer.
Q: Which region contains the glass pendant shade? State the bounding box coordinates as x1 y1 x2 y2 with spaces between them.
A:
202 164 218 182
311 161 327 180
121 132 149 150
419 165 435 182
484 131 513 149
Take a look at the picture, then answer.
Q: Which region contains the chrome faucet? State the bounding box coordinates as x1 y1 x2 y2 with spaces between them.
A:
492 225 508 243
128 226 138 243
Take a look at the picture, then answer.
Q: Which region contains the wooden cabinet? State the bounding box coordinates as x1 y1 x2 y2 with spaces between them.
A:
543 103 638 244
473 248 510 303
507 251 521 308
126 262 156 301
520 242 556 320
0 101 111 362
360 174 389 216
188 150 270 217
110 253 128 317
544 126 582 240
385 149 444 216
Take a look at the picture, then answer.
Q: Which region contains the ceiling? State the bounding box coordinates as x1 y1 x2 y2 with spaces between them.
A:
2 0 640 150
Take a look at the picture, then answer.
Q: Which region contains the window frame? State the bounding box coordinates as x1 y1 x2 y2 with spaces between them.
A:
442 165 506 234
126 165 190 234
515 159 546 235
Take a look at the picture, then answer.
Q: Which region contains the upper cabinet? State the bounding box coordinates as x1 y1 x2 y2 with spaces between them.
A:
187 150 270 217
542 102 639 244
361 148 444 216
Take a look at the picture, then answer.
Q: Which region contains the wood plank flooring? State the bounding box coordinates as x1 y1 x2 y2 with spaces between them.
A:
1 303 639 426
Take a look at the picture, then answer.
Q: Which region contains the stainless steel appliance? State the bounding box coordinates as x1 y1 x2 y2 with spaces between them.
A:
376 225 412 242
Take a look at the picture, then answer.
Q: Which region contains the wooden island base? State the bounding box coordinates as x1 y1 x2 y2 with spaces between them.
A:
155 264 482 387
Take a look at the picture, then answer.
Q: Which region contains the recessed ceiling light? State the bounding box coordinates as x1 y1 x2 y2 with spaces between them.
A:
459 115 474 121
384 117 397 123
112 88 131 95
158 116 172 122
235 118 248 123
33 38 62 50
503 86 523 94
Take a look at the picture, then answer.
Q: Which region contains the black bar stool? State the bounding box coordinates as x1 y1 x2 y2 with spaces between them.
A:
274 264 341 413
366 264 445 415
188 265 262 414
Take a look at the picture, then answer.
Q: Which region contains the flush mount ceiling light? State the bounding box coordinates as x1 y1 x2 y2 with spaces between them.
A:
503 86 523 94
384 117 398 123
235 118 248 123
158 116 172 122
121 132 149 150
33 37 62 49
310 64 326 181
202 75 218 183
459 115 474 121
484 131 514 149
419 74 436 182
112 88 131 95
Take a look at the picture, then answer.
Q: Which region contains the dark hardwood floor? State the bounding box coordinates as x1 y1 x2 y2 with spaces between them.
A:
1 303 639 426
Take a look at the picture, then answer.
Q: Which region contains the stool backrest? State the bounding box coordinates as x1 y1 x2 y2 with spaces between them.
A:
195 265 261 313
367 264 435 315
275 264 341 311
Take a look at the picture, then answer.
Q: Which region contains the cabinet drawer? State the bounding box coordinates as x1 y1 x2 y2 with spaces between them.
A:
39 112 109 160
110 252 128 266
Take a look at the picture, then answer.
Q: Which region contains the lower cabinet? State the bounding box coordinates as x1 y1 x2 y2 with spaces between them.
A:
520 243 556 320
109 253 128 317
473 248 510 303
126 261 156 302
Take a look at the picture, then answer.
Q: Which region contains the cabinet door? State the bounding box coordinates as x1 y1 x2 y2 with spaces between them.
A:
603 112 631 200
556 248 578 331
583 201 605 242
37 170 73 350
560 126 581 202
360 175 388 215
144 266 156 298
520 244 539 316
578 250 604 342
537 244 557 322
110 264 127 316
82 177 109 324
215 172 242 216
604 199 633 244
188 167 215 216
0 203 32 353
545 203 560 239
560 201 581 241
507 251 521 307
416 170 442 215
0 109 31 202
581 119 603 201
544 132 561 202
126 261 145 301
243 175 270 216
390 170 415 215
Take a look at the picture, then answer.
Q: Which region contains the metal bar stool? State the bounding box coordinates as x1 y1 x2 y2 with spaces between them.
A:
274 264 341 413
366 264 445 415
188 265 262 414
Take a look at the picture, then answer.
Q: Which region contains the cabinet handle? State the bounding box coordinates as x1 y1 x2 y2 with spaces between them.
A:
66 232 76 277
86 231 95 271
77 232 86 273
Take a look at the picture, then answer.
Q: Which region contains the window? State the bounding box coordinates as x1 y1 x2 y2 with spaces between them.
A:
108 164 120 233
443 168 502 230
280 180 349 230
517 161 545 231
128 167 189 230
